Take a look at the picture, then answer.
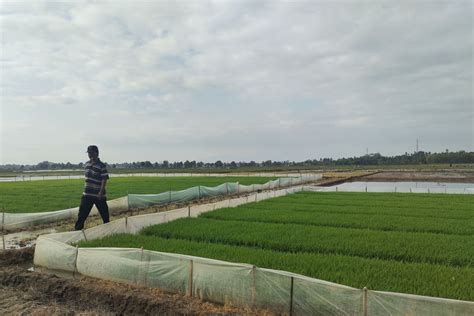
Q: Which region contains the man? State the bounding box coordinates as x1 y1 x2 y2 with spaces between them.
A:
74 145 110 230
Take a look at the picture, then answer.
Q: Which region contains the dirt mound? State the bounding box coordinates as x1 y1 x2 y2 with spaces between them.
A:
0 249 273 315
0 248 34 265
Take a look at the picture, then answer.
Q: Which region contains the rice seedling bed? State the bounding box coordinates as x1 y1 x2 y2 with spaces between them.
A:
79 191 474 300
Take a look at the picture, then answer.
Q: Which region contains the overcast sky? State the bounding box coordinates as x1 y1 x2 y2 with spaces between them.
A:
1 1 472 164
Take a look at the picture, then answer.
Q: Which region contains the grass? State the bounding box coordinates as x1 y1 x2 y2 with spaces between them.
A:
79 191 474 300
0 176 275 213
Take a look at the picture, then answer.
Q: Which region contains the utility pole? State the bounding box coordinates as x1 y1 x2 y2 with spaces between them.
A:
416 139 419 153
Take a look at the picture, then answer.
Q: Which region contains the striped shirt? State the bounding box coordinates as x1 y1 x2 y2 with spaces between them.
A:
83 159 109 197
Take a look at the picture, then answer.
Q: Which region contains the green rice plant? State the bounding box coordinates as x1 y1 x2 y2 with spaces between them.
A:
78 234 474 301
201 206 473 235
246 202 473 220
282 192 474 210
0 176 275 213
247 192 474 220
141 218 474 267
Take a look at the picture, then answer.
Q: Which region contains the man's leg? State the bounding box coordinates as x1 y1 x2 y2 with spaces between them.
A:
74 195 94 230
95 197 110 224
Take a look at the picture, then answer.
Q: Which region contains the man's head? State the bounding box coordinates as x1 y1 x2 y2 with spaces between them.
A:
86 145 99 160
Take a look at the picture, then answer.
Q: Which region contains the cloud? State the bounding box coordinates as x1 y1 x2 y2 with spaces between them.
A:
1 0 472 164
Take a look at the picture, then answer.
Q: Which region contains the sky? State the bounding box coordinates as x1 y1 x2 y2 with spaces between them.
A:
1 0 473 164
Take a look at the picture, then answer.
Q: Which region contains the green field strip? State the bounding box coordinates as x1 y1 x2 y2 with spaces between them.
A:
201 207 474 235
262 199 474 213
78 234 474 301
245 203 473 221
286 192 474 209
287 190 474 203
142 218 474 267
294 191 474 202
0 176 275 213
261 196 474 213
246 202 473 221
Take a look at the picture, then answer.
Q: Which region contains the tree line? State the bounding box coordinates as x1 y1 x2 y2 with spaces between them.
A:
1 150 473 171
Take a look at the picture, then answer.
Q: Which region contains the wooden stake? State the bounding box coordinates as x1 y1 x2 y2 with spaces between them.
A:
73 245 79 278
289 276 294 316
188 260 194 297
1 211 5 235
363 287 368 316
252 266 257 307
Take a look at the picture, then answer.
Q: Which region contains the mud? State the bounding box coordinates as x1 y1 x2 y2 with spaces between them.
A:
0 249 274 315
361 170 474 183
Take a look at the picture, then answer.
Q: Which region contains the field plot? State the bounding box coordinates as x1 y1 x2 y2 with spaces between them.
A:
0 176 275 213
79 192 474 300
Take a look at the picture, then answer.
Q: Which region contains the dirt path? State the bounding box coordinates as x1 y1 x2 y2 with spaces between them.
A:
0 249 274 315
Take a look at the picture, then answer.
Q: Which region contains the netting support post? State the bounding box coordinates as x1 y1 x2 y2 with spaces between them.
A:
251 265 257 307
73 245 79 278
1 209 5 250
289 276 294 316
126 191 130 211
188 260 194 297
198 186 201 199
363 287 368 316
2 211 4 232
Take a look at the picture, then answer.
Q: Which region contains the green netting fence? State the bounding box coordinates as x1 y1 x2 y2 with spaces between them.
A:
127 176 319 209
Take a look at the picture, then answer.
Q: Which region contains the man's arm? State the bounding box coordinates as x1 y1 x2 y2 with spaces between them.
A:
98 179 107 199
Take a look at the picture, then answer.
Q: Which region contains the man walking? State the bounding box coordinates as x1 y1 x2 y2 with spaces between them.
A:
74 145 110 230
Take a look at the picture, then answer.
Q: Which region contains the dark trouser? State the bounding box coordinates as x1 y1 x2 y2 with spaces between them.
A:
74 195 110 230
